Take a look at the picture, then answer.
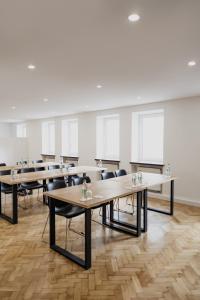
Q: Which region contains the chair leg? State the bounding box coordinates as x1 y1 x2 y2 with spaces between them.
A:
42 212 49 241
37 189 40 202
4 194 7 213
65 219 70 250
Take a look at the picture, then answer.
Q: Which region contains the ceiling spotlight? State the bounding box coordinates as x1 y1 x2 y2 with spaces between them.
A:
11 106 16 110
96 85 102 89
187 60 196 67
43 98 49 102
128 14 140 22
28 64 36 70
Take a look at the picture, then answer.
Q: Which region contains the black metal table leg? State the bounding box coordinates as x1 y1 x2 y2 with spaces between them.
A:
49 198 92 269
0 182 2 216
143 189 148 232
102 204 107 225
147 180 174 215
43 179 47 204
110 200 114 222
0 183 18 224
103 192 143 237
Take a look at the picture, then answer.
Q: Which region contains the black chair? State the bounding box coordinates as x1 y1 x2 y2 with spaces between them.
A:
72 176 91 186
35 167 45 172
33 160 43 163
115 169 134 215
42 180 85 249
66 163 79 186
101 171 115 180
48 165 65 182
18 168 44 202
115 169 127 177
0 163 6 166
0 170 27 211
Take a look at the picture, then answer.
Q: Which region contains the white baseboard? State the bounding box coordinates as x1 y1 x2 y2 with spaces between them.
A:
148 192 200 207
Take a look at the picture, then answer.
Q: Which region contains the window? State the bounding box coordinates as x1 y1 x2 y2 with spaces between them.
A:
96 114 120 160
42 121 55 155
16 123 27 138
61 119 78 156
132 110 164 163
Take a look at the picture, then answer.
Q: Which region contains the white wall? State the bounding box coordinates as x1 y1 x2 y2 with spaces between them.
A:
0 123 28 165
26 96 200 205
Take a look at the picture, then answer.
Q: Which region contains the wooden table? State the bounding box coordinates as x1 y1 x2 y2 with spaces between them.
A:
0 166 106 224
110 173 175 216
45 173 175 269
0 161 79 172
45 180 145 269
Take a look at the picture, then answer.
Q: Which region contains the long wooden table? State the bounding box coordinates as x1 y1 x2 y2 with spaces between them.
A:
45 173 175 269
0 166 106 224
0 161 67 172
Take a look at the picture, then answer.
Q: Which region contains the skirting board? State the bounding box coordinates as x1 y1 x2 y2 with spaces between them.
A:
148 192 200 208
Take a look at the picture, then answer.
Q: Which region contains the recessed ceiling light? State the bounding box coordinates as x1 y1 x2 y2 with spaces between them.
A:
128 14 140 22
137 96 141 100
187 60 196 67
11 106 16 110
27 64 36 70
96 85 102 89
43 98 49 102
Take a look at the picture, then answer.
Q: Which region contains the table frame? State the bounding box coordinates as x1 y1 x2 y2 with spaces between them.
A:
48 190 143 270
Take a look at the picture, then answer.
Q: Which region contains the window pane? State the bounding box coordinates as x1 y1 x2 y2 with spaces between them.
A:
132 110 164 163
62 119 78 156
16 123 27 138
42 121 55 154
140 114 164 162
96 114 119 160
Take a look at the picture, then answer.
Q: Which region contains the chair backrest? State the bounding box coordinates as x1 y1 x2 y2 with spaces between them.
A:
115 169 127 177
0 169 11 176
67 163 75 168
33 160 43 163
46 180 68 208
72 176 91 186
48 165 60 170
47 180 66 192
35 167 45 172
0 163 6 166
19 167 35 174
101 171 115 180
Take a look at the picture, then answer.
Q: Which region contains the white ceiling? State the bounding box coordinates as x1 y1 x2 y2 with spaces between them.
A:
0 0 200 122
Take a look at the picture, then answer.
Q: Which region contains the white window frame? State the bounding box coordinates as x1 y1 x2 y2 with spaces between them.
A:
61 118 78 157
16 123 27 138
42 121 55 155
96 114 120 160
132 109 164 163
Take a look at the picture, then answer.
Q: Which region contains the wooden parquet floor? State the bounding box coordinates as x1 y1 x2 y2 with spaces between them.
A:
0 194 200 300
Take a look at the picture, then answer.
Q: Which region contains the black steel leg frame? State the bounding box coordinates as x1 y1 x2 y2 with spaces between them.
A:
147 180 174 215
49 198 92 269
102 190 144 237
0 183 18 224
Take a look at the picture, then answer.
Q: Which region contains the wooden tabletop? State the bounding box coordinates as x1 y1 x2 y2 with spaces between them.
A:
44 179 144 209
0 161 57 172
110 173 176 188
44 173 176 209
0 166 106 185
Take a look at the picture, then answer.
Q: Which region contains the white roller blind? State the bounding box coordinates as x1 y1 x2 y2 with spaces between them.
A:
16 123 27 138
62 119 78 156
132 110 164 163
96 114 119 160
42 121 55 155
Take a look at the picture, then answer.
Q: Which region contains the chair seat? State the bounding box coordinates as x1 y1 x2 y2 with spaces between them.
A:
53 177 65 182
56 205 85 218
55 205 71 214
21 182 44 190
1 184 12 194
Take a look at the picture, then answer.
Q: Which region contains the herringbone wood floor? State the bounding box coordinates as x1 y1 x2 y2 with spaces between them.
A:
0 193 200 300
